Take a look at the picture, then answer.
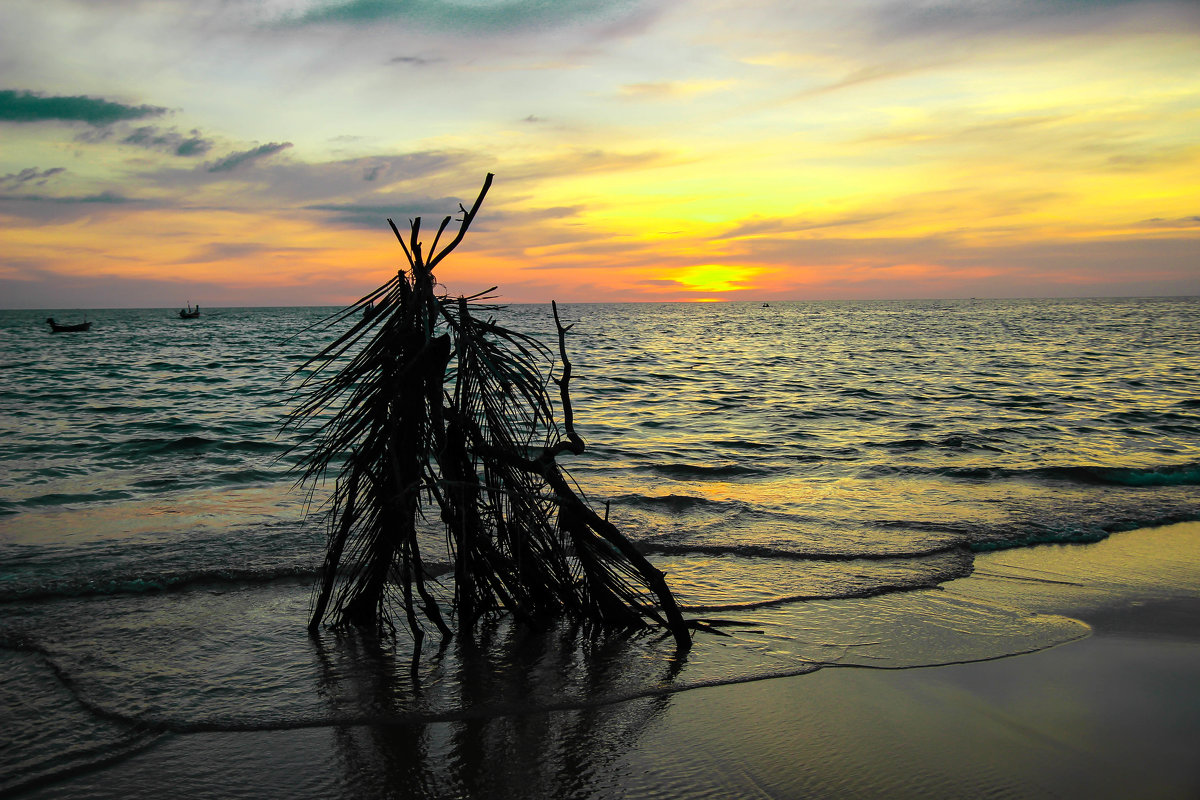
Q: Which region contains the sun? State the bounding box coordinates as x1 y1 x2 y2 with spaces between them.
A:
674 264 761 294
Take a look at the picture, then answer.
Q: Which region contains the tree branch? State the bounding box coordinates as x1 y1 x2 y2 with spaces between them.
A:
426 173 494 273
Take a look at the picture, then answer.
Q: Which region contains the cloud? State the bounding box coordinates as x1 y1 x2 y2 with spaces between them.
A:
123 126 215 157
176 137 212 157
301 185 578 234
1 167 66 189
206 142 294 173
851 113 1065 148
0 262 405 309
389 55 440 66
305 197 463 229
502 148 681 183
0 190 132 205
0 266 354 310
289 0 649 32
0 89 166 126
127 150 471 215
0 191 139 224
708 233 1200 298
618 79 735 99
716 212 894 240
177 241 316 264
1137 215 1200 229
793 62 935 99
868 0 1200 40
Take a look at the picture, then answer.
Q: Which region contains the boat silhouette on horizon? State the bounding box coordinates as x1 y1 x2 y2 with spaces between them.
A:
46 317 92 333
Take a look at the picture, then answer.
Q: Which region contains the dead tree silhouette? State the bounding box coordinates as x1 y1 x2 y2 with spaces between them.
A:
288 174 691 651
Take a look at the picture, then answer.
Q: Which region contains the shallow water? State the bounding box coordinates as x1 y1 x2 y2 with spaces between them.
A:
1 298 1198 794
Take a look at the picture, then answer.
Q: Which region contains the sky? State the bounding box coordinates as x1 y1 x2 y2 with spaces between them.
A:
1 0 1198 307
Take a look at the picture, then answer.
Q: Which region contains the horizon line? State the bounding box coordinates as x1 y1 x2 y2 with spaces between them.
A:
3 295 1198 312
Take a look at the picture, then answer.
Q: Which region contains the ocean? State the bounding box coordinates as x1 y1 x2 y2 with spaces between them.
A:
2 298 1198 797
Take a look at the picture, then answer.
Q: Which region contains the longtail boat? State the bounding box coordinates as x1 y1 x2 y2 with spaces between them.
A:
46 317 92 333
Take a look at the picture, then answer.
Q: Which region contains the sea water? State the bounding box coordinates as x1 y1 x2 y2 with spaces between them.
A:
1 298 1198 795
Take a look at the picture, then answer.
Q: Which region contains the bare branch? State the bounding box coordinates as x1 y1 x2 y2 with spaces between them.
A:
426 172 493 273
387 218 414 267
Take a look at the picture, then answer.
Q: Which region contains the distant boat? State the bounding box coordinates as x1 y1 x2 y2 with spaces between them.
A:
179 304 201 319
46 317 92 333
762 302 770 308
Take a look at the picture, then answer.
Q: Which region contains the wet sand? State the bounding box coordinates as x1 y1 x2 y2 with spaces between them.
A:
618 596 1200 799
19 523 1200 799
614 522 1200 799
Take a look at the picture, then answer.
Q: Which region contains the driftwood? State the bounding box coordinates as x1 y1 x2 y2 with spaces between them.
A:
288 174 690 650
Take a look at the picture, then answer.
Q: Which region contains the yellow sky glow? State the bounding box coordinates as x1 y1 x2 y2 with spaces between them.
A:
0 0 1197 307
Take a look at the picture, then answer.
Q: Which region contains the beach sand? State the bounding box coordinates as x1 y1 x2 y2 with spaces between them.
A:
20 523 1200 799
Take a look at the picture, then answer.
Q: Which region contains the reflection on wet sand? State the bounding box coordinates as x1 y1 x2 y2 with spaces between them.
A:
313 619 684 798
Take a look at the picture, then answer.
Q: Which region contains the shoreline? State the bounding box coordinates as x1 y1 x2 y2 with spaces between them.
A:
16 522 1200 799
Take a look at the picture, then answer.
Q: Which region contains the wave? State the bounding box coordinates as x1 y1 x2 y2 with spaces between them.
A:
649 462 767 479
0 728 165 798
18 489 134 507
2 591 1081 748
866 435 1006 453
0 565 319 604
681 573 973 612
712 439 775 451
114 435 289 456
1019 464 1200 487
213 468 280 485
611 492 737 513
969 530 1109 552
1104 408 1198 425
3 435 290 461
862 461 1200 487
7 469 285 511
0 359 40 370
1075 465 1199 486
0 539 977 608
971 510 1200 551
644 541 967 563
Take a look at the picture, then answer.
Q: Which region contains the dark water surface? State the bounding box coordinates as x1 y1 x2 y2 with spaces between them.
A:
1 298 1198 795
